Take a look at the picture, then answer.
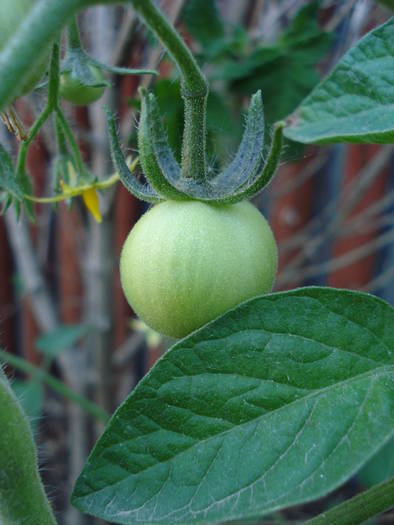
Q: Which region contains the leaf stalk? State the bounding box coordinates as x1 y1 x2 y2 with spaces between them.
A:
305 477 394 525
131 0 209 182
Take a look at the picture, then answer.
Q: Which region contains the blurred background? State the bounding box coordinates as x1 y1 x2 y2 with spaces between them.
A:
0 0 393 523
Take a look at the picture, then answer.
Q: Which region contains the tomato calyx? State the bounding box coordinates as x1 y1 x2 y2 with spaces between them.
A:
108 86 284 204
60 48 110 106
60 17 157 107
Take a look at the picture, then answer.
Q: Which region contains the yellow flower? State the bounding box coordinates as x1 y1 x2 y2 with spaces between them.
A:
60 162 102 223
82 187 102 223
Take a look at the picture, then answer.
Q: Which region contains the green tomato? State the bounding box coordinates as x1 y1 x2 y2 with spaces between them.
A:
120 199 278 339
0 0 50 97
59 66 106 106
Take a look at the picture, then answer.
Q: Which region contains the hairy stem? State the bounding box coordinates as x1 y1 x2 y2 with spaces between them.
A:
0 369 57 525
305 478 394 525
16 42 60 181
131 0 208 181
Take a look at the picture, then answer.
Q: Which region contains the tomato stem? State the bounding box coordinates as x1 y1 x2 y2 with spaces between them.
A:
0 367 58 525
55 106 86 176
131 0 209 182
15 42 60 184
305 477 394 525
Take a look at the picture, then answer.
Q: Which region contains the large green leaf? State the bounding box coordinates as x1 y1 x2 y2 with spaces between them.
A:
72 287 394 524
284 18 394 144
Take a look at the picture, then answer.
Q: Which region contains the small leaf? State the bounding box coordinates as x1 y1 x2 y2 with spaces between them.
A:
89 57 157 78
220 121 283 204
211 90 264 190
12 379 44 424
62 49 110 88
151 80 184 161
72 287 394 525
106 109 161 204
138 89 185 200
0 143 23 201
0 143 34 218
36 324 91 358
284 18 394 144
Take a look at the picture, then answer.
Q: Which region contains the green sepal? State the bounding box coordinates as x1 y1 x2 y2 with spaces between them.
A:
61 48 111 89
61 48 157 89
62 16 156 89
88 56 158 78
106 108 161 204
219 122 284 204
145 90 270 202
145 91 281 203
138 88 187 200
211 90 265 190
171 121 282 203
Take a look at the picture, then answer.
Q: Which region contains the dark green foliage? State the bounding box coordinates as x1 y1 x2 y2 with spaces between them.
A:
284 17 394 144
185 1 333 126
182 0 225 48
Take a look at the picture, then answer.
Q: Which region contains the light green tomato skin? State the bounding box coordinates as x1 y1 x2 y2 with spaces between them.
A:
0 0 50 96
60 67 106 106
120 200 278 339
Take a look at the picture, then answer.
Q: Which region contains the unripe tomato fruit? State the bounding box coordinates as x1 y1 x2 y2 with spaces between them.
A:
59 66 106 106
0 0 50 97
120 200 277 338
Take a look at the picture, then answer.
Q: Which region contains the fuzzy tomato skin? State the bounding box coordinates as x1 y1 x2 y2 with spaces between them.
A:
59 66 105 106
0 0 50 97
120 200 277 338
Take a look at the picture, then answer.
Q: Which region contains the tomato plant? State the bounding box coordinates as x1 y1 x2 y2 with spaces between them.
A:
59 65 106 105
0 0 49 97
120 200 277 338
0 2 393 525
